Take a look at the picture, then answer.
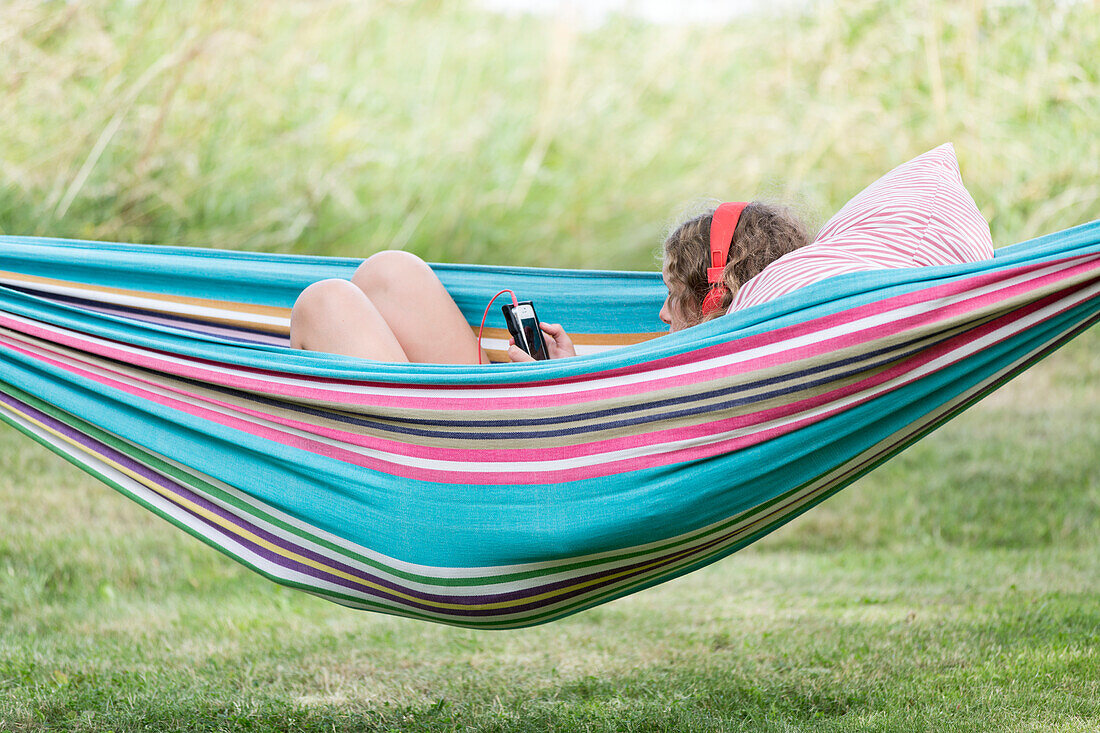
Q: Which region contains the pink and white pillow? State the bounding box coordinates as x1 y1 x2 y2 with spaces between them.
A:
729 143 994 312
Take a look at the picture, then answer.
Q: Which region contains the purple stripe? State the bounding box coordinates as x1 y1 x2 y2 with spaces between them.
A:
4 284 289 346
0 389 825 617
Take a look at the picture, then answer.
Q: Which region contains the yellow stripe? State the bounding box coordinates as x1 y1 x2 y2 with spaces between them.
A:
2 269 665 346
0 270 291 335
476 326 664 346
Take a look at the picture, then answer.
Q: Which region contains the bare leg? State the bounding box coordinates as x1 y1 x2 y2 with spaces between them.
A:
290 279 409 362
351 251 488 364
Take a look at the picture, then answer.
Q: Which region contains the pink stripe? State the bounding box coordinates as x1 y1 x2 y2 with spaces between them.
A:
1 255 1095 414
0 272 1000 414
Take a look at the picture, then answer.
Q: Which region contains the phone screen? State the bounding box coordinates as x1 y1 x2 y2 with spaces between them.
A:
522 320 543 352
510 303 549 360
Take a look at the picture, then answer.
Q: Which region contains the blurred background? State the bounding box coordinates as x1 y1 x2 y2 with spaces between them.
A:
2 0 1097 271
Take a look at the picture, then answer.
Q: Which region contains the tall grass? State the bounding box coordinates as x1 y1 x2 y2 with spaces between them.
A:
1 0 1097 269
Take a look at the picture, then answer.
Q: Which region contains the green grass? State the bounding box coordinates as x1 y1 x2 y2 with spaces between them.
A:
2 0 1100 730
3 547 1099 731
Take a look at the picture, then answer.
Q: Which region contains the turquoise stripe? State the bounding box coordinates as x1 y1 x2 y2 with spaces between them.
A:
0 236 668 335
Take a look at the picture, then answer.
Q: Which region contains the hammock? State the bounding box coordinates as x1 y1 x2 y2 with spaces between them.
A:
1 222 1098 629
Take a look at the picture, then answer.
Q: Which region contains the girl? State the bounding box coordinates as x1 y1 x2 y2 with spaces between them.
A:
289 202 811 363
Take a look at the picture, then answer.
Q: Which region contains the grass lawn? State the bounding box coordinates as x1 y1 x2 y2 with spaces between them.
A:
2 330 1096 731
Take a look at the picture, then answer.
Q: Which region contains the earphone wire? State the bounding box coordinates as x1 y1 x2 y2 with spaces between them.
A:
477 289 519 364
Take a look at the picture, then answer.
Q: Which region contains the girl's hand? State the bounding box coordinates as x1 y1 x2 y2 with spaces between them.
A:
507 322 577 362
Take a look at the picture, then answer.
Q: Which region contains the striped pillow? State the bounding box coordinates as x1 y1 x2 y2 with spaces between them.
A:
729 143 993 312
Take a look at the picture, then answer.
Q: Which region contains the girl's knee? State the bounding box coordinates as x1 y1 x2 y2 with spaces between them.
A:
353 250 433 294
290 279 363 347
294 278 362 312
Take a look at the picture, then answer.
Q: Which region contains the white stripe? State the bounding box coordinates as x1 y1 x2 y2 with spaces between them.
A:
0 277 291 328
2 256 1090 407
140 436 810 595
479 335 618 355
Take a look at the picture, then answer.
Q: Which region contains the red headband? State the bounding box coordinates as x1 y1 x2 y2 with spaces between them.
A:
701 202 748 316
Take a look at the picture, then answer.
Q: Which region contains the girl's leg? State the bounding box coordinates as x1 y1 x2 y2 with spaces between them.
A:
289 278 409 361
351 251 488 364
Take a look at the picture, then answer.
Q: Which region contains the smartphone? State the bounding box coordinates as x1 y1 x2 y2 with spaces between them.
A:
502 301 550 360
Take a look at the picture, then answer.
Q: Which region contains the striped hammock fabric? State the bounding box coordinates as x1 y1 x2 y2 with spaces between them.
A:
1 222 1098 629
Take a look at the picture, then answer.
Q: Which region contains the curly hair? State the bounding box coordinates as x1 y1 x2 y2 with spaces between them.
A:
663 202 812 326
